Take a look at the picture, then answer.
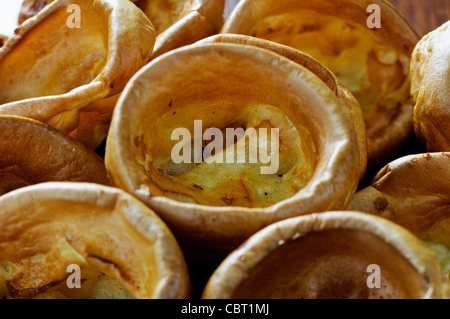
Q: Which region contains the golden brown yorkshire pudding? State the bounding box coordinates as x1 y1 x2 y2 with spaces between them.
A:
20 0 225 60
222 0 419 167
349 152 450 279
196 34 367 178
106 42 364 257
0 115 110 196
0 0 155 150
202 212 447 299
0 182 190 299
411 21 450 152
137 0 225 59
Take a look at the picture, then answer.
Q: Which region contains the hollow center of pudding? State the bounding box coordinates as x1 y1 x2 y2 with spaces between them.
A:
0 6 108 104
248 10 409 133
146 103 316 208
232 229 428 299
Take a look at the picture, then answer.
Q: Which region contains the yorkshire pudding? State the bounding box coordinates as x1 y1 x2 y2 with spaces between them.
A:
349 152 450 279
20 0 225 60
0 0 155 149
0 182 189 299
203 212 446 299
106 42 364 256
202 212 447 299
0 115 110 195
196 34 367 178
411 21 450 151
222 0 419 167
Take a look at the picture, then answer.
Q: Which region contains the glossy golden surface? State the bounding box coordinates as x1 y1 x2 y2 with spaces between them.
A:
0 115 110 196
411 21 450 151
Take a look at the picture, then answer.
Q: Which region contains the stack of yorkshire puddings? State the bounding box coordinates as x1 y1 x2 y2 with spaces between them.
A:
0 0 449 299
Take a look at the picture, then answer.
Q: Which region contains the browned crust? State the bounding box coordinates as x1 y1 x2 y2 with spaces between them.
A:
348 152 450 241
411 21 450 152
